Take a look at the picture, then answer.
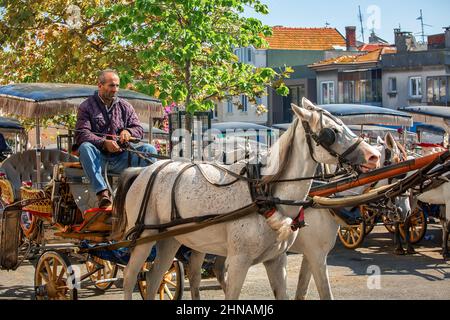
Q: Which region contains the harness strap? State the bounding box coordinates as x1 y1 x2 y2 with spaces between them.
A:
130 160 174 241
171 163 196 221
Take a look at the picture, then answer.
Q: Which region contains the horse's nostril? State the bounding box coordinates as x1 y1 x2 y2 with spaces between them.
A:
369 155 379 162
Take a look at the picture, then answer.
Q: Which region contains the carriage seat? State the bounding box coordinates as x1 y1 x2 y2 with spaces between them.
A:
0 149 79 201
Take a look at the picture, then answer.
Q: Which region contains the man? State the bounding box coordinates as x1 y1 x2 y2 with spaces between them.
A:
75 69 157 208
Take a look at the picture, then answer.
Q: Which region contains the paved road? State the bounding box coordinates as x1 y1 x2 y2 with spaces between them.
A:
1 223 449 300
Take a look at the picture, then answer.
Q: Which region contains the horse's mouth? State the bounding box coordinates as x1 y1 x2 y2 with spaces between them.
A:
359 164 377 173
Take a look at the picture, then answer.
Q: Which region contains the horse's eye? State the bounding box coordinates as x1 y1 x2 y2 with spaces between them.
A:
333 129 339 134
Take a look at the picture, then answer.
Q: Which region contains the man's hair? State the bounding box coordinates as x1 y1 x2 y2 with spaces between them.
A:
98 69 119 84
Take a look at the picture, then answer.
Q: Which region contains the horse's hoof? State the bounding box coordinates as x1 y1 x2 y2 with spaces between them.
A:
394 248 405 255
441 251 448 259
406 247 416 255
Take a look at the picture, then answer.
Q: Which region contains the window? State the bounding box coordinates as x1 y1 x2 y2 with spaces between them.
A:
227 99 233 113
427 76 449 106
247 48 252 63
409 77 422 98
240 95 248 112
388 78 397 92
321 81 335 104
337 69 381 104
289 85 306 106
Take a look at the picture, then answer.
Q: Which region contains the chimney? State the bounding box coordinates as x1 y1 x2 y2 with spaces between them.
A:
394 28 413 52
345 26 357 51
445 27 450 49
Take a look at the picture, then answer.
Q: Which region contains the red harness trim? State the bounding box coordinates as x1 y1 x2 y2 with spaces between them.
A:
291 207 305 231
263 208 276 219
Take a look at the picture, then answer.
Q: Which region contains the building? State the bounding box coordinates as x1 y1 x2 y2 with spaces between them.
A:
215 26 359 125
381 28 450 109
308 47 396 106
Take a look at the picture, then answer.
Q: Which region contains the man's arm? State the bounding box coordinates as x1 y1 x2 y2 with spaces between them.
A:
120 102 144 139
75 102 106 149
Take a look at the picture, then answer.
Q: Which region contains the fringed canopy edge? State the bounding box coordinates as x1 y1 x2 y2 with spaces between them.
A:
0 96 164 119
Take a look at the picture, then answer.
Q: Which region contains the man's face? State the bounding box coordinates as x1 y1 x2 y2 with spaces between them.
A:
98 73 120 101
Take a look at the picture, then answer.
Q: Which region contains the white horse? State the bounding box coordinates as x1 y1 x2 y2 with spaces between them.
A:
186 131 407 300
416 180 450 259
113 98 380 300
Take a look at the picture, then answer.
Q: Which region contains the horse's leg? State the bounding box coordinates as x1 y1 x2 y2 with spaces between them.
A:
442 220 450 259
123 240 156 300
144 238 181 300
212 256 227 292
404 216 416 254
305 252 333 300
187 250 206 300
224 255 252 300
295 256 312 300
393 222 405 255
263 253 289 300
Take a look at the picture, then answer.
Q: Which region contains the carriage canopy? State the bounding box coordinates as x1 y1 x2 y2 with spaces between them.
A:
0 83 164 119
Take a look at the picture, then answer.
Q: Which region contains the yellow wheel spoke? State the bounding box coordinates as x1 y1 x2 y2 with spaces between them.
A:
165 279 177 287
44 260 52 280
52 258 59 279
164 285 173 300
57 268 66 283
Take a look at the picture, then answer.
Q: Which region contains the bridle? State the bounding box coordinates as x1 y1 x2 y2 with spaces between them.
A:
302 111 364 166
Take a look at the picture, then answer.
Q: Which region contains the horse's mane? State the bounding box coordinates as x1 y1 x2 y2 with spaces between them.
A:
261 117 299 185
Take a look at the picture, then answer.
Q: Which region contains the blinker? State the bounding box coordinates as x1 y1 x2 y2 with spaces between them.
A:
318 128 336 146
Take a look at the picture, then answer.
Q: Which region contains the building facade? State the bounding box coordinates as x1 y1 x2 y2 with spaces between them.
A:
381 28 450 109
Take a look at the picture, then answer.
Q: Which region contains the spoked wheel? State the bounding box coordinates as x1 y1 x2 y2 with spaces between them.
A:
338 220 366 249
399 207 427 244
34 251 78 300
360 205 378 235
138 260 184 300
382 209 427 244
85 256 118 291
382 214 396 233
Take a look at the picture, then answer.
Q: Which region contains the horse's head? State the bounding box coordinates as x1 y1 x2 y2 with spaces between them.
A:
377 132 407 166
292 98 380 172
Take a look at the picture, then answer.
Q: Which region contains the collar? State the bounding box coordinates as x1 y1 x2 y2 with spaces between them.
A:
96 91 118 110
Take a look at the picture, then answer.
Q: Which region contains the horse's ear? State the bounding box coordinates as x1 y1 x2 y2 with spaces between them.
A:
384 132 395 149
301 97 318 111
292 103 312 121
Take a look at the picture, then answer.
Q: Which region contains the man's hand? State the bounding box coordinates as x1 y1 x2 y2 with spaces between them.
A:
119 130 132 144
103 139 121 153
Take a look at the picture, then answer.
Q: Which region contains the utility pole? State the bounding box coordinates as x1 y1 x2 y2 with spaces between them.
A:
417 9 425 43
358 5 365 43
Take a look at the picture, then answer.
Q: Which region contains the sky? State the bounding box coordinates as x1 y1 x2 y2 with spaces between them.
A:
244 0 450 44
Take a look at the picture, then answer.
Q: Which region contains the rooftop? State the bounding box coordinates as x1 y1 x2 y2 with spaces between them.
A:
309 47 397 69
264 27 346 51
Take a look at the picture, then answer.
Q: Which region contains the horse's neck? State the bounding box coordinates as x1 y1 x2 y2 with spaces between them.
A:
267 123 318 218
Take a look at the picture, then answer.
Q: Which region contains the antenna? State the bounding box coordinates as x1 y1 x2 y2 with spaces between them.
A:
416 9 433 43
358 5 365 43
325 21 331 28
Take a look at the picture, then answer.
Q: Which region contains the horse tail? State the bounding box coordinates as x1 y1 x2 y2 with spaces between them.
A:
110 167 146 241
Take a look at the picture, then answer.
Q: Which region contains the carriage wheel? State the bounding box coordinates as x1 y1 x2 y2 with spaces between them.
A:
338 220 366 250
399 207 427 244
382 215 396 233
34 251 78 300
85 256 118 291
138 260 184 300
360 205 378 235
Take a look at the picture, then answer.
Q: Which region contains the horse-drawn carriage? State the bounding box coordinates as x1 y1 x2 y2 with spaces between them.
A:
0 83 184 300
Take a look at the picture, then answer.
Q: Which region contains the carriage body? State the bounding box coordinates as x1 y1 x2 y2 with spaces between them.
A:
0 83 185 300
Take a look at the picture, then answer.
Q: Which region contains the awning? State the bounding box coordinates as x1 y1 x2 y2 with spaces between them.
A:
399 106 450 133
320 104 413 127
0 83 164 119
0 116 24 131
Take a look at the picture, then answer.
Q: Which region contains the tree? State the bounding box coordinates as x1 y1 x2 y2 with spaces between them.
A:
103 0 291 112
0 0 142 85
